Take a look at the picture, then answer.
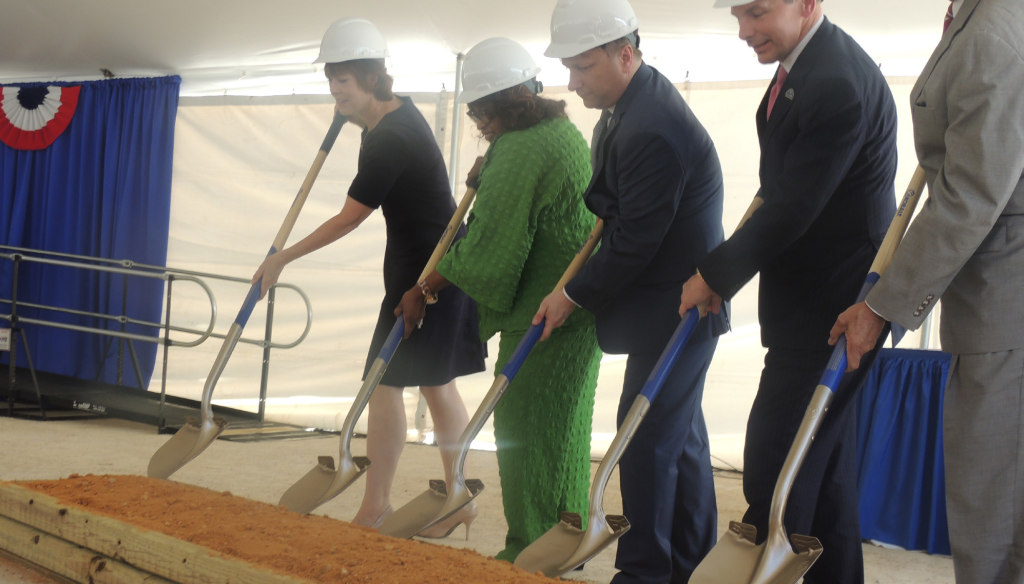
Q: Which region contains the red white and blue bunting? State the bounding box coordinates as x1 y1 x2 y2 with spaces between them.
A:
0 85 80 151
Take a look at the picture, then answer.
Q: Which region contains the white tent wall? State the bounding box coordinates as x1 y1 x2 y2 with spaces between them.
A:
162 76 930 470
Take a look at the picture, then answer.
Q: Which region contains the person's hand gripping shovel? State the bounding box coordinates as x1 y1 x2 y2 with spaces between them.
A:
514 196 766 577
277 157 485 514
147 113 347 479
688 166 926 584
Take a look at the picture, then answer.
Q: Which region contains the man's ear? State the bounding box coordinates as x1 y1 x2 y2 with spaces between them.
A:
618 43 635 73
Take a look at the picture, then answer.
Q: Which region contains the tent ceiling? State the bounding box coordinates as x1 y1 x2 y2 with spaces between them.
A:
2 1 941 96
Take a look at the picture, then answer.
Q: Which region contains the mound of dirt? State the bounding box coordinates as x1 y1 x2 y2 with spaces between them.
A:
14 474 560 584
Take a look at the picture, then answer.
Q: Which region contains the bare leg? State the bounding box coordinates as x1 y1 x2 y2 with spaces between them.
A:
352 383 406 526
417 380 478 539
420 380 470 486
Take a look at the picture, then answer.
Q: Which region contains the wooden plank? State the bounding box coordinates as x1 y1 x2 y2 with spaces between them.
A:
0 515 172 583
0 484 311 584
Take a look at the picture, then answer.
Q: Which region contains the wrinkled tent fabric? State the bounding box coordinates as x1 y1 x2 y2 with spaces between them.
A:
0 76 180 388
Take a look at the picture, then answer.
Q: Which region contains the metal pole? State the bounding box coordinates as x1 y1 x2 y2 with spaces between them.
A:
258 286 276 422
447 52 465 195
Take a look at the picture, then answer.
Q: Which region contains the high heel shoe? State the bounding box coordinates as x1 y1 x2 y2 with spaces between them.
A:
352 505 393 529
416 502 478 540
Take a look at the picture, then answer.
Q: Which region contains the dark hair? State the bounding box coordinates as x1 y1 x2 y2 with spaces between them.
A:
468 84 567 133
601 30 643 59
324 59 394 101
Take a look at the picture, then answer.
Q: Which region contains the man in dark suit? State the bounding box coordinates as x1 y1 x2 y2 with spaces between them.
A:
534 0 728 581
678 0 897 582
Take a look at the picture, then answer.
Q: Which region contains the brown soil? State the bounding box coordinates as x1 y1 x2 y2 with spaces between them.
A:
13 474 561 584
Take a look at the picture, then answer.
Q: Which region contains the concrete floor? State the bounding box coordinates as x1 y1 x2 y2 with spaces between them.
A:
0 415 954 583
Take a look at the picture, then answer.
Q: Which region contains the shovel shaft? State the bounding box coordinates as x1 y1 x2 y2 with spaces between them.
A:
640 307 699 402
338 319 405 455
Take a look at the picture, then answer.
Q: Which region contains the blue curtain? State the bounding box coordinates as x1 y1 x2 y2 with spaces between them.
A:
856 347 951 555
0 76 180 388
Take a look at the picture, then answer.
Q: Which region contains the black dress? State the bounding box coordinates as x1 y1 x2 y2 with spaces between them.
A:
349 96 486 387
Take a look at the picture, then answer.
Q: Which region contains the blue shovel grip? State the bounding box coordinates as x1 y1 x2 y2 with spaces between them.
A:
320 113 347 153
500 323 544 380
819 271 882 394
236 245 281 325
640 307 700 403
378 319 405 363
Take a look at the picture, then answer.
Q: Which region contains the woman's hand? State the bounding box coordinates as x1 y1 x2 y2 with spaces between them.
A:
251 253 286 300
395 286 428 339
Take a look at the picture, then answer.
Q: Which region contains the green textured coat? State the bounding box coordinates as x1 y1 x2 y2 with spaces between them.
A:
438 116 602 561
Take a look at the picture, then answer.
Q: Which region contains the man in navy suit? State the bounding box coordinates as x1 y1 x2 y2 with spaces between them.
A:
679 1 897 582
534 0 728 581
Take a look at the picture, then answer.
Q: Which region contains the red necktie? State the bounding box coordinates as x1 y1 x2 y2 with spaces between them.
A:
767 66 788 119
943 2 954 32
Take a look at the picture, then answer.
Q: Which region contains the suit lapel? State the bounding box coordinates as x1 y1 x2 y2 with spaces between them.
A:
586 64 650 194
913 0 982 101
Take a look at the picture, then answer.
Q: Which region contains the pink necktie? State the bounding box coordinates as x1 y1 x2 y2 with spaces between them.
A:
943 2 954 32
767 66 788 119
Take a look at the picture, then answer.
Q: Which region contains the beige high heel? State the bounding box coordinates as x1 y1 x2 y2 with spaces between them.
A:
352 505 393 529
416 502 478 540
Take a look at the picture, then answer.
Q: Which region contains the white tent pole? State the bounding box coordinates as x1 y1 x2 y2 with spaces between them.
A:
447 52 465 194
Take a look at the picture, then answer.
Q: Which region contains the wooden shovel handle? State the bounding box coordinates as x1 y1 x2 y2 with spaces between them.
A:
416 156 485 282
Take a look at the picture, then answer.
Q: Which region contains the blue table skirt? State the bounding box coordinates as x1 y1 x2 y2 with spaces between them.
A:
856 348 952 555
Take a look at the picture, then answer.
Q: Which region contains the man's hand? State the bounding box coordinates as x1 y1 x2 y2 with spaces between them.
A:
679 272 721 318
532 290 577 341
829 302 887 371
395 286 428 339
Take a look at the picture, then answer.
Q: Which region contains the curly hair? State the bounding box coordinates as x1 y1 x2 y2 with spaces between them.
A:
324 59 394 101
467 84 567 133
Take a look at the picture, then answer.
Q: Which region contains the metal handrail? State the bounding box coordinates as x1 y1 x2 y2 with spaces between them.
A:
0 245 314 422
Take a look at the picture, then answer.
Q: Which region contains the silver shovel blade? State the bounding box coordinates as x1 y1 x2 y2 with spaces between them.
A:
749 532 822 584
147 416 226 479
378 478 484 539
278 454 371 514
689 521 822 584
689 521 762 584
513 510 630 577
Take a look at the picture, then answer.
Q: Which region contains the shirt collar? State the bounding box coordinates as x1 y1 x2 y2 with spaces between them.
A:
780 14 825 74
951 0 963 17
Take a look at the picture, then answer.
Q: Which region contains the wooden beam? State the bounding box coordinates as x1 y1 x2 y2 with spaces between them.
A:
0 484 310 584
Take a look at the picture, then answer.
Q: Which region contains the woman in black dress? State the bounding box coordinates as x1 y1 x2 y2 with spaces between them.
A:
253 18 486 527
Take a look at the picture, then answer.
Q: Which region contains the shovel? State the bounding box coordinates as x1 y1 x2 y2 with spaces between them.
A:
514 195 767 577
688 166 927 584
379 219 604 539
147 113 347 480
278 157 485 514
515 305 704 576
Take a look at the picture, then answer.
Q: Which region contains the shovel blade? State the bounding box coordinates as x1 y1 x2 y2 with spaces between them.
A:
749 532 822 584
278 454 371 514
690 521 822 584
689 521 762 584
147 416 226 479
378 478 484 539
514 511 630 578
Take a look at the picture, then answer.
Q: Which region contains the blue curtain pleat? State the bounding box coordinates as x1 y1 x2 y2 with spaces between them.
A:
0 76 180 388
856 347 951 555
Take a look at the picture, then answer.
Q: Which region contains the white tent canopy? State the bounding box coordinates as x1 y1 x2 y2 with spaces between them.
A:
3 0 942 95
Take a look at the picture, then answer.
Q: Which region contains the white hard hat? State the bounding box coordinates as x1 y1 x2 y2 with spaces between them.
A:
712 0 754 6
544 0 639 59
314 18 389 64
459 38 542 103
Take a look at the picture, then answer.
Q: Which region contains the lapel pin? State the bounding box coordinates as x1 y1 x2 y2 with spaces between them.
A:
784 88 795 101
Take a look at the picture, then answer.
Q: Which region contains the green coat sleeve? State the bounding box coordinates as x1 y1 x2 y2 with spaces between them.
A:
438 133 544 314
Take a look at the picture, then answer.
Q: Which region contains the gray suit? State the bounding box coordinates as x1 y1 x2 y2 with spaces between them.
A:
866 0 1024 581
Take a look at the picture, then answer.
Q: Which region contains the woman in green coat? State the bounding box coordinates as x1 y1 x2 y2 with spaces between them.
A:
396 37 602 562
